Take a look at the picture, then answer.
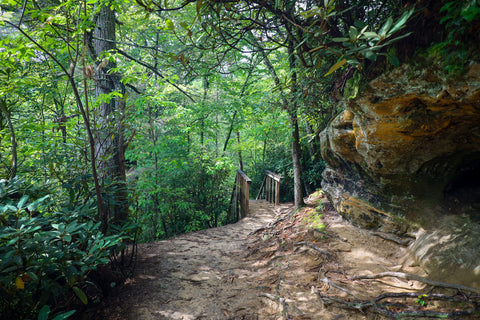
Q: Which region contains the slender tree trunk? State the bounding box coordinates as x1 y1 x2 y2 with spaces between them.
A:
305 121 318 161
0 99 17 180
223 60 256 154
93 3 128 231
289 109 304 207
262 138 267 164
200 76 209 145
248 30 304 208
223 110 237 152
237 131 244 171
287 31 304 208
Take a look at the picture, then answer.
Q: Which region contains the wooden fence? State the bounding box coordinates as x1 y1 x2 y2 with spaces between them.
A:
256 170 283 205
228 169 252 222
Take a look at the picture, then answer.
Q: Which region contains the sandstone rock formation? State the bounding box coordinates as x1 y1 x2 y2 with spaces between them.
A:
320 60 480 287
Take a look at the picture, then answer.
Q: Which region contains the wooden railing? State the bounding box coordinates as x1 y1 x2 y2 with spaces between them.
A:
228 169 252 222
256 170 283 205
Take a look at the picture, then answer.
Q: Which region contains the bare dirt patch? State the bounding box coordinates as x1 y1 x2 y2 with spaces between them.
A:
100 196 479 319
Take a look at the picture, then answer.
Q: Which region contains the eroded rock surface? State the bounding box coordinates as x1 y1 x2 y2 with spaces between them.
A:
320 61 480 287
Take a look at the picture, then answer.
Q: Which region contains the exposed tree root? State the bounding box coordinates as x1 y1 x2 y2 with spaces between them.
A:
313 285 479 318
258 274 290 320
311 272 480 319
371 231 413 246
295 241 331 259
314 228 348 242
258 292 289 320
248 227 266 236
350 271 480 294
319 272 358 298
245 196 480 319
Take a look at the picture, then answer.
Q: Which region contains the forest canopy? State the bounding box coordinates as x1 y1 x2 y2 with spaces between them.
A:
1 0 478 318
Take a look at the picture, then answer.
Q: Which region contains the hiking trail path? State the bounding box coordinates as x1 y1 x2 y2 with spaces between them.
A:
101 197 477 319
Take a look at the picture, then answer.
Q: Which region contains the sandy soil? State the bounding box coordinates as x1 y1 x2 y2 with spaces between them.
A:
99 195 479 319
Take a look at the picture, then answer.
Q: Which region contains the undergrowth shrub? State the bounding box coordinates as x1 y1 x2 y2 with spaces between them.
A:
132 151 232 241
0 178 128 320
437 0 480 72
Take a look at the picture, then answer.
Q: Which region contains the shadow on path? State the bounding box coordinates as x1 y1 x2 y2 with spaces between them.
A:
104 200 294 320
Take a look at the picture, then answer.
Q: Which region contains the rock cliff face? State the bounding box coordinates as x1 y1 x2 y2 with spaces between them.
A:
320 61 480 287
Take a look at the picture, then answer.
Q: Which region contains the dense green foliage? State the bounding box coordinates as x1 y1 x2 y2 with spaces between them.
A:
0 0 469 318
437 0 480 72
0 178 130 319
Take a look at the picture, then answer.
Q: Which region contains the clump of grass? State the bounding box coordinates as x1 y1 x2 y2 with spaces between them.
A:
303 191 326 230
304 209 325 230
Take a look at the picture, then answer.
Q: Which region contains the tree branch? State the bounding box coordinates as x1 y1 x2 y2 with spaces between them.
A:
116 48 197 103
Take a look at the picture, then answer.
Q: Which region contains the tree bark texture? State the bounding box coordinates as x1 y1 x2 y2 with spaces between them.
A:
93 4 128 231
289 109 304 208
287 25 304 209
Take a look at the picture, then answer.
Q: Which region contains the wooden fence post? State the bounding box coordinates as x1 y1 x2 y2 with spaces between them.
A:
256 170 283 206
236 170 252 218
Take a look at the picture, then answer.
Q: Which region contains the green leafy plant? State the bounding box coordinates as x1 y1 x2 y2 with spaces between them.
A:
304 5 415 75
0 179 127 319
415 293 428 307
437 0 480 72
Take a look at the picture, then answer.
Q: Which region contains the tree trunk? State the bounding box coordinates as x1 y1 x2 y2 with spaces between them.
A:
287 31 304 209
200 76 209 145
223 110 237 152
289 109 304 208
0 98 17 180
248 29 304 207
305 121 318 161
93 4 128 232
237 131 244 171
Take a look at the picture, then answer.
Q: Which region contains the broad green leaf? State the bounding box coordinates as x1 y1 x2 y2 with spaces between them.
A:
386 53 400 67
362 32 379 40
51 310 76 320
440 2 456 13
324 0 334 8
379 17 393 37
27 195 50 211
349 26 358 39
345 44 368 55
73 286 88 305
325 59 347 77
7 237 19 246
381 32 413 47
1 204 17 213
346 57 360 66
357 25 369 38
389 8 414 35
165 19 174 30
462 6 480 22
38 305 50 320
17 195 29 210
362 50 377 61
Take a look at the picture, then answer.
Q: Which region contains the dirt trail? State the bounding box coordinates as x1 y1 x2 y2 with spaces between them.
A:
104 201 291 319
102 196 479 319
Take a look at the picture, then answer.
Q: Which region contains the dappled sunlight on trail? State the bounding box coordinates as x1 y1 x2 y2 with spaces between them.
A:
101 197 479 319
102 200 293 319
